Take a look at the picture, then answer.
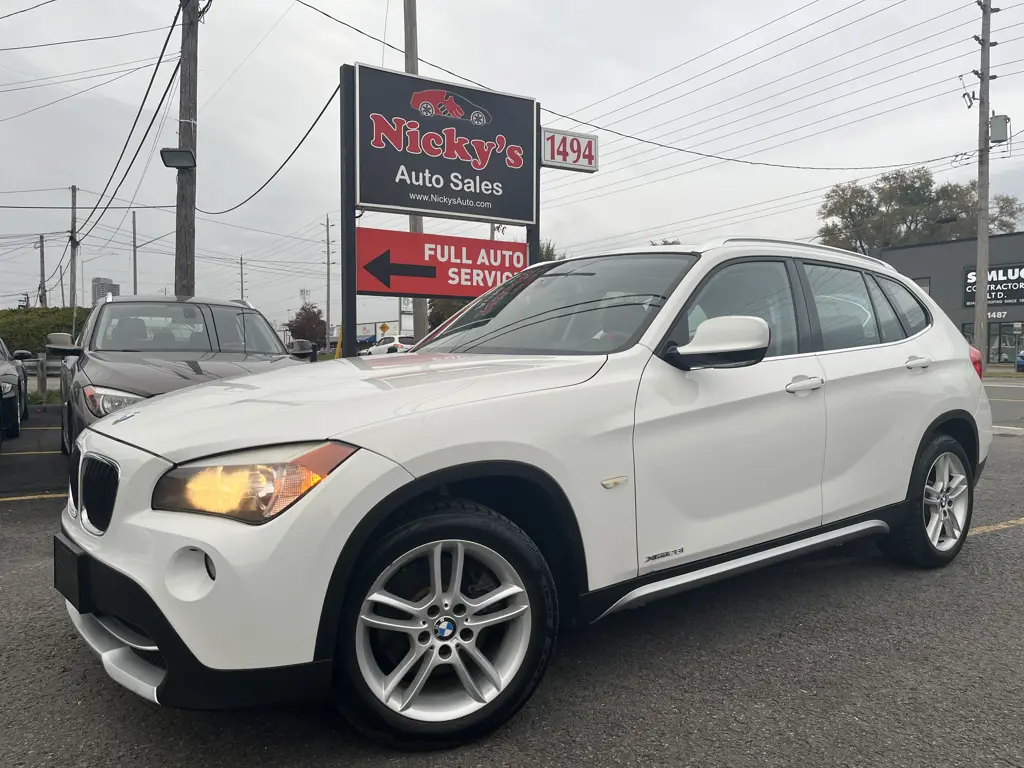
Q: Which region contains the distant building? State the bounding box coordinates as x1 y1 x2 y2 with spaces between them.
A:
91 277 120 306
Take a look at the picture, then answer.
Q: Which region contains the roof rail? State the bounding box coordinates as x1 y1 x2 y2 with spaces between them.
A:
717 236 897 272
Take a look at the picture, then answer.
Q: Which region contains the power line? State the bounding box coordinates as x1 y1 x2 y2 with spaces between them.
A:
0 187 65 195
79 59 182 242
0 25 177 53
574 0 896 129
295 0 958 176
78 4 182 232
0 0 61 23
546 0 828 128
196 84 340 215
0 56 179 93
541 42 1002 197
95 66 180 253
198 1 295 114
0 64 157 123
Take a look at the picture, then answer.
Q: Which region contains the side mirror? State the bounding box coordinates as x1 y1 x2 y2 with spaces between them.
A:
46 344 83 357
665 315 770 371
47 332 73 347
12 350 33 361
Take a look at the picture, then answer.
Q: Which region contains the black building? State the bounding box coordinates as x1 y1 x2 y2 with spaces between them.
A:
881 231 1024 364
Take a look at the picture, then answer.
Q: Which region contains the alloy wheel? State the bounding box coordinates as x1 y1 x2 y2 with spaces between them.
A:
923 452 969 552
354 539 532 723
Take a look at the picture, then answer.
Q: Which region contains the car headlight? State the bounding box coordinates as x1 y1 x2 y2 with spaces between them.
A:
0 381 12 395
83 385 144 417
152 442 357 524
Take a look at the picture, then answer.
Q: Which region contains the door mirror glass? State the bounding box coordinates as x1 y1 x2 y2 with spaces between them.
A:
665 315 770 371
12 350 33 361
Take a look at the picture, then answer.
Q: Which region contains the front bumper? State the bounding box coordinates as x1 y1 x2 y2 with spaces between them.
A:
55 528 331 709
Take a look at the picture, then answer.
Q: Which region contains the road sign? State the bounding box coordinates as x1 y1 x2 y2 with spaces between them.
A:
378 322 390 335
356 227 528 300
354 64 538 225
541 127 598 173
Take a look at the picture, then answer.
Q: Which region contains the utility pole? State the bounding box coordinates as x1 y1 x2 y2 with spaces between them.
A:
175 0 200 298
36 234 47 307
69 185 78 335
404 0 428 341
132 210 138 295
973 0 997 373
325 213 331 349
239 255 244 301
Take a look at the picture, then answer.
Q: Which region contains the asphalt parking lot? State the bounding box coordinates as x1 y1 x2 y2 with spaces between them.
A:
2 407 1024 767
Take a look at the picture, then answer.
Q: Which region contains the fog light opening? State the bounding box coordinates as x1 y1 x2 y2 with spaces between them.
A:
204 553 217 581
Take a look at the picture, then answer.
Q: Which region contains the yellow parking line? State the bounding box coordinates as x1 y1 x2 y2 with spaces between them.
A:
969 516 1024 536
0 492 65 502
1 450 61 456
22 426 59 431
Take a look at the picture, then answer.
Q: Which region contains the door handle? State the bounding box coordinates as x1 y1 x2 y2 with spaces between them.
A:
905 355 932 370
785 376 824 393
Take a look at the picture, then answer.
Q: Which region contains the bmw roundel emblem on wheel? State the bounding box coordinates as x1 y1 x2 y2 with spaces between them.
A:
433 616 456 640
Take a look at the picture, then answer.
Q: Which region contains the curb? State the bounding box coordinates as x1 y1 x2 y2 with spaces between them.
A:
993 425 1023 436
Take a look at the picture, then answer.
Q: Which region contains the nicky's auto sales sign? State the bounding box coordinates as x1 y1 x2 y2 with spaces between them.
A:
354 64 537 225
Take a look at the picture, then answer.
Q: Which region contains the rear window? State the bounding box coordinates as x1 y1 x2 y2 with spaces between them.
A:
399 336 415 345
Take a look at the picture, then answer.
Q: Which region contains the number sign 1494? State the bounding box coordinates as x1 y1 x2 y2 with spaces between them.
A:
541 128 598 173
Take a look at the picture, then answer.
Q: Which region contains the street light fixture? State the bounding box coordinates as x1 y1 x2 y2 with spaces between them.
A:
160 148 196 169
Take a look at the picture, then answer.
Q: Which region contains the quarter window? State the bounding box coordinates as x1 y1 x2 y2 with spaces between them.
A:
675 260 799 358
865 276 906 344
803 264 879 351
876 276 929 336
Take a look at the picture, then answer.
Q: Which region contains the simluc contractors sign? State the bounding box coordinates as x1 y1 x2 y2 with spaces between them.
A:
963 263 1024 306
354 64 538 225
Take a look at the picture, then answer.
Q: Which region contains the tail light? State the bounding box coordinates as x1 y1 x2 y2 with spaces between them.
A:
969 345 983 379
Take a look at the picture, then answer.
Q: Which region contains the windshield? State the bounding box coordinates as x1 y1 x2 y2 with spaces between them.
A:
91 302 286 354
413 252 698 355
93 302 214 352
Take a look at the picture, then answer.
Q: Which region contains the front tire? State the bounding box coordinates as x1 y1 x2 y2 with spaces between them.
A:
879 434 973 568
60 402 70 455
4 392 21 438
332 500 558 750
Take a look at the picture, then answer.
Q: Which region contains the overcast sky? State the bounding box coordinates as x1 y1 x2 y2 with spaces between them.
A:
2 0 1024 330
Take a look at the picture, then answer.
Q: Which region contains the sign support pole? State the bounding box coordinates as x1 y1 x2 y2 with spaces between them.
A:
526 103 542 265
339 65 359 359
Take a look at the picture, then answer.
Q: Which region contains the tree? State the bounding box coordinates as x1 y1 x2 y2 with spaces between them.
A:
816 166 1024 253
285 302 326 347
428 237 563 329
650 238 682 246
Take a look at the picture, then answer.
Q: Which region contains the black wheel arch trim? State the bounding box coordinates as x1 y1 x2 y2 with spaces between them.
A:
313 460 589 661
906 409 980 498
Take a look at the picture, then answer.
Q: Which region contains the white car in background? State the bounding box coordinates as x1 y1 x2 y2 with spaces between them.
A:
54 237 991 749
359 335 416 356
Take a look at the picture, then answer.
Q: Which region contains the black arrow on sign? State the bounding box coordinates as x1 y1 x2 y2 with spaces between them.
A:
363 249 437 289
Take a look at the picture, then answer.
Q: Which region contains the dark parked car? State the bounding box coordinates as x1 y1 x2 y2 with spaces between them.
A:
0 335 31 438
48 295 308 455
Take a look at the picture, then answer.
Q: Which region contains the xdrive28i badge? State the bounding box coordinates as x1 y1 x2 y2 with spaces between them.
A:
354 64 538 225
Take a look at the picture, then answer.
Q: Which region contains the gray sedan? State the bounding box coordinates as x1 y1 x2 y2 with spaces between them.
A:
48 295 310 455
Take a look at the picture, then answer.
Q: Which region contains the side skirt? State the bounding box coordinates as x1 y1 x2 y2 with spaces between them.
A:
578 503 911 624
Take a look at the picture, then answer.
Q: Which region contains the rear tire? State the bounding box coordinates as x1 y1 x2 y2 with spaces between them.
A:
331 500 559 750
878 434 973 568
21 383 28 420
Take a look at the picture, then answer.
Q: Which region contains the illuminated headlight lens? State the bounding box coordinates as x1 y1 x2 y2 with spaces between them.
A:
0 381 12 395
152 442 357 523
83 385 144 417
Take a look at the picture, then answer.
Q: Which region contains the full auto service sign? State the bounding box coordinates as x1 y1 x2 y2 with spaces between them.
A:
354 64 537 225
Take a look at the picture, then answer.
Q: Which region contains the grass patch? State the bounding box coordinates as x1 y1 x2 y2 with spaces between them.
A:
28 389 61 405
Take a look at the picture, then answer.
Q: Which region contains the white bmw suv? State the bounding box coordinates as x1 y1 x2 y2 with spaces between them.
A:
54 237 992 749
